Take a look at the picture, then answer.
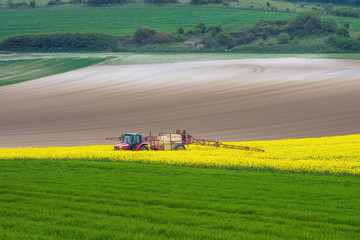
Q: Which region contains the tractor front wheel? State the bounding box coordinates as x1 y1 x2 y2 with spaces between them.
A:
174 144 186 150
138 145 150 151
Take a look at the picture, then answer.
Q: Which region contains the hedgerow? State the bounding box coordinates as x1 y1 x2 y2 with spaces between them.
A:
0 33 118 52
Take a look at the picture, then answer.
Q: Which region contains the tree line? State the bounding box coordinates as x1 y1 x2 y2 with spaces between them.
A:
0 33 117 51
287 0 360 7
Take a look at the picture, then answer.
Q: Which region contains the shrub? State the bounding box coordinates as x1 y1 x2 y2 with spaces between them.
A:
216 32 235 49
324 3 333 12
230 43 291 53
206 25 222 37
333 8 359 18
190 0 208 5
328 36 360 51
47 0 63 5
177 27 184 35
7 1 29 8
278 33 290 44
86 0 127 6
268 26 281 36
172 34 185 42
201 34 217 49
320 17 337 33
118 34 132 43
145 0 178 4
255 19 287 38
245 32 257 43
229 31 256 45
0 33 118 52
151 32 173 44
336 27 350 38
29 0 36 7
185 30 194 35
193 28 202 35
133 27 156 44
288 10 322 36
195 22 206 34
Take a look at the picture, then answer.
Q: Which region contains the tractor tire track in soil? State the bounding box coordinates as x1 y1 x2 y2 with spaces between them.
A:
1 58 360 147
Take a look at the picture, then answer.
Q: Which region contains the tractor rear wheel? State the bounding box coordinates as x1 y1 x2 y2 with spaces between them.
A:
174 144 186 150
138 145 149 151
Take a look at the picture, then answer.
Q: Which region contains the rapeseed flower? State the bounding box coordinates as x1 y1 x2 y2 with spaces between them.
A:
1 134 359 175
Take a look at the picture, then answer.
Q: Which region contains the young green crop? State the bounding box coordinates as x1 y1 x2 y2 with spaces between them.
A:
0 160 359 239
0 6 294 40
1 6 360 42
0 58 108 86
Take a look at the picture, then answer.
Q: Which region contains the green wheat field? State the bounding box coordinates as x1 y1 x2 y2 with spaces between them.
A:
0 160 359 239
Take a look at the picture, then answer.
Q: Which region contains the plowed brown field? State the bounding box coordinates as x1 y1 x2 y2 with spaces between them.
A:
1 58 360 147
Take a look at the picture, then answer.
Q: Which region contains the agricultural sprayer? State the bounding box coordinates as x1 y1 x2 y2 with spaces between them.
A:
106 130 264 152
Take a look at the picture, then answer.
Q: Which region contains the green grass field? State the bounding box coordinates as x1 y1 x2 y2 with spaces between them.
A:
0 160 359 239
0 6 295 40
0 58 108 86
1 6 360 43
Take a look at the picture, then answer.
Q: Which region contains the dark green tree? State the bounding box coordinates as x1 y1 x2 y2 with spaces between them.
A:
29 0 36 7
195 22 206 34
145 0 178 4
206 25 222 36
133 27 156 44
216 32 235 49
320 17 337 33
177 27 184 34
278 33 290 44
336 27 350 37
151 32 172 44
87 0 126 6
288 10 322 36
190 0 208 5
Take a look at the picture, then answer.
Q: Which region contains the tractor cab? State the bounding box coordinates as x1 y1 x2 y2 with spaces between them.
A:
123 133 143 150
114 133 149 151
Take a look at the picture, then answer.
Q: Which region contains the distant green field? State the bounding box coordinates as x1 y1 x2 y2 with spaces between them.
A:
0 58 107 86
0 6 294 40
1 6 360 43
0 160 359 239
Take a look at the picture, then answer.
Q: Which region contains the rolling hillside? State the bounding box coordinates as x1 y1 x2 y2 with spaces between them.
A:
0 6 295 40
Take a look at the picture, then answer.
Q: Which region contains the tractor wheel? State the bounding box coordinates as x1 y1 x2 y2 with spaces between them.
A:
138 145 149 151
174 144 186 150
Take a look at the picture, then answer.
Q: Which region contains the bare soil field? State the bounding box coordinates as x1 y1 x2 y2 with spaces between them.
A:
1 58 360 147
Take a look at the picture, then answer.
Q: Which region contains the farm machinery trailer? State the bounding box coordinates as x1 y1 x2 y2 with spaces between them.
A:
106 130 264 152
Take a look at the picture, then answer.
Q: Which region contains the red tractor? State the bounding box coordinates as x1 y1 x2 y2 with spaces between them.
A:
107 129 264 152
113 133 150 151
110 131 186 151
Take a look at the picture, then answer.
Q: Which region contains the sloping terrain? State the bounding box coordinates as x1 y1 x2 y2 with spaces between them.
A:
0 58 107 86
0 7 293 40
1 58 360 147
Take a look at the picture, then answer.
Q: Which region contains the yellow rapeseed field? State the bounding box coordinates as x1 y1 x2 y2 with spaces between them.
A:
1 134 360 175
